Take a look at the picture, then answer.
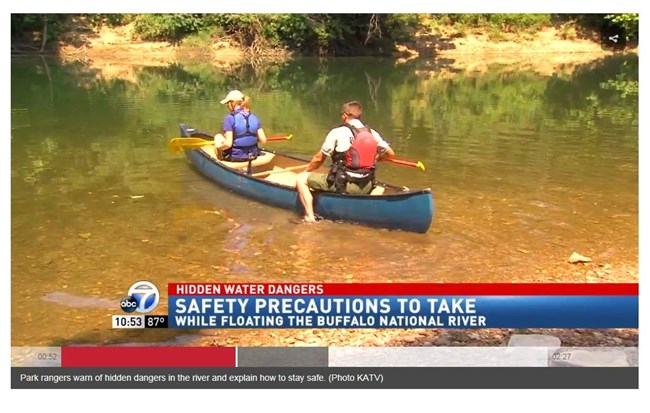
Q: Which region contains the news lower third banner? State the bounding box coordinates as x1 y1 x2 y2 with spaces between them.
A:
165 283 638 329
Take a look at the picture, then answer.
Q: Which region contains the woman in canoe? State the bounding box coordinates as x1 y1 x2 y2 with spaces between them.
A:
214 90 268 162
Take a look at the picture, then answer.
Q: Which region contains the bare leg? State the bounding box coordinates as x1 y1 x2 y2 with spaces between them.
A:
214 133 226 149
296 171 316 222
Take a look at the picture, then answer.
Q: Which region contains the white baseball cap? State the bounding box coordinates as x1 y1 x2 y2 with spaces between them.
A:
220 90 246 104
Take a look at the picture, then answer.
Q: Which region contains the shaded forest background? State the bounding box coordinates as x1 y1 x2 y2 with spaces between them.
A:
10 13 639 56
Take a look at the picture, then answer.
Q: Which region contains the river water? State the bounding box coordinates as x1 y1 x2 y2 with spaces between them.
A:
10 55 638 346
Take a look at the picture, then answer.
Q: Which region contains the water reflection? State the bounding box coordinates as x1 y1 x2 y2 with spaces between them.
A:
11 53 638 346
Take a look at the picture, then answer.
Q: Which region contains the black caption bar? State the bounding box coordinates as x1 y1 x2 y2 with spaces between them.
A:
12 367 637 389
145 315 168 328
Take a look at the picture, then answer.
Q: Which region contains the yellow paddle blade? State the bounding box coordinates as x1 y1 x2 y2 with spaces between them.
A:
168 138 212 153
168 140 182 153
416 161 426 171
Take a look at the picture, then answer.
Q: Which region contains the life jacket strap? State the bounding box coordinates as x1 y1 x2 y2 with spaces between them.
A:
231 112 253 140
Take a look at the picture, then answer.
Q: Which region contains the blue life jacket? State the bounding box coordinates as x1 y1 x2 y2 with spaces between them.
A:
223 111 261 161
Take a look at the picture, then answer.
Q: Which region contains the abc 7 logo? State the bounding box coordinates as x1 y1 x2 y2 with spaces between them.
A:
120 281 160 313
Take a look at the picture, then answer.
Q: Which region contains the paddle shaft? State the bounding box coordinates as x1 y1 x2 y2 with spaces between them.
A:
249 158 423 178
251 164 309 177
181 135 290 145
386 158 416 167
267 134 292 141
383 158 425 171
168 134 291 152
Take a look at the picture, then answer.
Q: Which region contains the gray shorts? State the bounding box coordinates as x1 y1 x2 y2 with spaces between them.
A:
306 172 373 194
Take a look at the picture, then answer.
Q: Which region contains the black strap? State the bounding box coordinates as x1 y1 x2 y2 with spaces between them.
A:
340 122 370 143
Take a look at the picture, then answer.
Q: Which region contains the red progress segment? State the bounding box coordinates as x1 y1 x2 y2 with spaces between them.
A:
61 346 236 368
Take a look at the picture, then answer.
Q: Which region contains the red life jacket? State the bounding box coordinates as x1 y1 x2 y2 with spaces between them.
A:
344 124 378 170
326 123 378 193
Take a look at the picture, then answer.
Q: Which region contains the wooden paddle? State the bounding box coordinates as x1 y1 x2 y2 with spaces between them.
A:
383 158 426 171
250 157 423 179
247 158 424 178
168 134 293 153
251 164 309 177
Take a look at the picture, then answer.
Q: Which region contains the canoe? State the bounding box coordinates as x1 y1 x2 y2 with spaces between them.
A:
178 124 435 233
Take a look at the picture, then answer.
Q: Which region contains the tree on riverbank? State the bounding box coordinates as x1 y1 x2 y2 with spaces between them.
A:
10 13 639 56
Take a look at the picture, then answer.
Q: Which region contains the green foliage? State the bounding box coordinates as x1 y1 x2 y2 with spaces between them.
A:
380 14 421 41
180 27 225 51
11 14 45 35
10 13 640 56
262 14 320 50
132 14 204 42
127 13 420 55
598 59 639 99
560 14 638 42
86 14 135 27
11 14 68 39
488 14 552 31
439 13 551 31
600 78 638 99
204 14 278 49
426 13 553 41
605 13 639 41
429 13 552 39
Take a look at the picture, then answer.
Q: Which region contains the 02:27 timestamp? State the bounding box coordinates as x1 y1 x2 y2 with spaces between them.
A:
551 351 572 361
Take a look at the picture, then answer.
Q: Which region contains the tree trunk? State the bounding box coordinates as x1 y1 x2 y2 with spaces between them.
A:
365 14 381 45
39 16 48 53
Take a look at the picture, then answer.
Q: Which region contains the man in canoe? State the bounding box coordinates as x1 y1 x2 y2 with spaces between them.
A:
214 90 268 161
296 101 395 222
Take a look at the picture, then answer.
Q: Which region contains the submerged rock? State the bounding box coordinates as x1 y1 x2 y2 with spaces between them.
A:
568 252 592 264
41 292 116 309
508 334 561 348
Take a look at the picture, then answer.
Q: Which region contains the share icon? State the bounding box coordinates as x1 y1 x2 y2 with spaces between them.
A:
601 25 626 51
